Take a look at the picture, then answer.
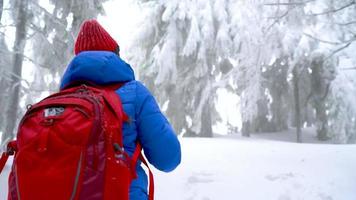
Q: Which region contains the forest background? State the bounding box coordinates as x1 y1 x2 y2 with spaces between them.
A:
0 0 356 148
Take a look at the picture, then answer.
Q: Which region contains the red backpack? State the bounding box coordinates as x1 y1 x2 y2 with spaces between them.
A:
0 83 154 200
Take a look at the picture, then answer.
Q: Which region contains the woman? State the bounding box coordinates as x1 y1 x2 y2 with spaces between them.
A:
60 19 181 200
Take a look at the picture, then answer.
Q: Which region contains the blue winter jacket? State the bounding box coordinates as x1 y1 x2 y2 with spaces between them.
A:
60 51 181 200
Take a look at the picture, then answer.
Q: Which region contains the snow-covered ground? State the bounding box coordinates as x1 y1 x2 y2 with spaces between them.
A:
155 136 356 200
1 132 356 200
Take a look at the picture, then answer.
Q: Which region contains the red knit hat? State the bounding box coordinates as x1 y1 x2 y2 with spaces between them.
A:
74 19 118 55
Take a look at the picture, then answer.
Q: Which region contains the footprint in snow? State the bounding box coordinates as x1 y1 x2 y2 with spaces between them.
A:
265 172 296 181
187 172 214 184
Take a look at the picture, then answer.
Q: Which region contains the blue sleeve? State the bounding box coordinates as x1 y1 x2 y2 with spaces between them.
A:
135 82 181 172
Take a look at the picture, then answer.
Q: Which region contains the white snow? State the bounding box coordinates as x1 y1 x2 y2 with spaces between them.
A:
1 132 356 200
155 136 356 200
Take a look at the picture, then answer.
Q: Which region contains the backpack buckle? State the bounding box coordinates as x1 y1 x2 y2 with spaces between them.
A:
6 141 17 156
76 84 90 94
113 143 124 153
7 147 15 156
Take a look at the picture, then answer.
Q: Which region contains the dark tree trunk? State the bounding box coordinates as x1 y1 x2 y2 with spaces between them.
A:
167 88 186 135
242 121 251 137
310 57 330 141
200 100 213 137
0 0 3 22
293 67 302 143
315 103 328 140
3 0 28 143
0 0 5 133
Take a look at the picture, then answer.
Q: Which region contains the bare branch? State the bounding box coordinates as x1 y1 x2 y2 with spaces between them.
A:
264 0 316 6
309 1 355 16
335 20 356 26
328 42 353 58
304 32 356 46
303 32 342 45
265 9 291 32
339 67 356 70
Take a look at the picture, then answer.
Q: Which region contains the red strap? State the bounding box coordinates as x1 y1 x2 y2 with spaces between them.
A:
132 143 142 165
132 143 154 200
0 141 17 174
0 152 9 174
102 84 129 122
140 153 154 200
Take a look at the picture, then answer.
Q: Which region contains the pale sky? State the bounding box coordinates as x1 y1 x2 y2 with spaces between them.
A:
98 0 141 59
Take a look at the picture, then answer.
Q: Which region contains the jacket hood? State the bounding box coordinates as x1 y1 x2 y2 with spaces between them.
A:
60 51 135 89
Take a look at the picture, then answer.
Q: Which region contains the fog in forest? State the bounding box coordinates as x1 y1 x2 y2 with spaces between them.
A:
0 0 356 148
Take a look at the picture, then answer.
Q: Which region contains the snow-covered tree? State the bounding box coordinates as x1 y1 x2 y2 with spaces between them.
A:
327 67 356 143
2 0 31 146
28 0 108 92
0 0 108 148
0 0 13 140
130 0 234 137
130 0 356 142
239 0 356 142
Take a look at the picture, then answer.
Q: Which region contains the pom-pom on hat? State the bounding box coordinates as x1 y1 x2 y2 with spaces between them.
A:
74 19 118 55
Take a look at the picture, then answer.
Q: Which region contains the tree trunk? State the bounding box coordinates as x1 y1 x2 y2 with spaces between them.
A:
315 104 328 140
293 67 302 143
3 0 28 143
167 88 186 135
242 121 251 137
310 56 330 141
200 99 213 137
0 0 5 130
0 0 3 22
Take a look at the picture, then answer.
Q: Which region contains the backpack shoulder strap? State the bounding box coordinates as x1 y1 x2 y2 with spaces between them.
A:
0 141 17 174
102 83 154 200
101 83 129 122
0 153 9 173
132 143 154 200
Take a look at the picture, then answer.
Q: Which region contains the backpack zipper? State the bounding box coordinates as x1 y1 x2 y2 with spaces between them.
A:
14 165 21 200
69 151 84 200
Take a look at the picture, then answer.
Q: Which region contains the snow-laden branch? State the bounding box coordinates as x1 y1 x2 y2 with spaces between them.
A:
29 1 66 27
0 67 30 88
0 48 51 69
0 23 16 28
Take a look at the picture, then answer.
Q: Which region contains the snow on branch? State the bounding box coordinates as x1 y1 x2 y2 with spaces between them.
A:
0 67 30 88
29 1 69 32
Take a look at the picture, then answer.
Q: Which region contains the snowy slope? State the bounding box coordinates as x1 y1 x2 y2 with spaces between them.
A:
155 136 356 200
1 136 356 200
